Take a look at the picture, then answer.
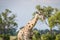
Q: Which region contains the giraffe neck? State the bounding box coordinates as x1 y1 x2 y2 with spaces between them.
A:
25 14 39 30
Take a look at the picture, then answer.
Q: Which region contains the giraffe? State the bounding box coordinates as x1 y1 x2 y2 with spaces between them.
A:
17 11 45 40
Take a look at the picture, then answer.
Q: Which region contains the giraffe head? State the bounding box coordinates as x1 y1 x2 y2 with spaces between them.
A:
35 11 45 21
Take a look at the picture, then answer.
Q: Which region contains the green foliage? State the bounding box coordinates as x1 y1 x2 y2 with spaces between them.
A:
48 11 60 29
36 5 54 18
0 9 18 34
41 33 51 40
3 34 10 40
35 5 60 27
0 34 10 40
32 29 40 40
0 34 4 38
36 5 41 11
48 15 56 28
55 11 60 23
33 5 57 23
34 5 59 34
41 33 56 40
55 34 60 40
9 28 17 36
41 34 48 40
0 9 18 40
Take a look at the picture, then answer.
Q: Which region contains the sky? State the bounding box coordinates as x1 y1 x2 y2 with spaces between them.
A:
0 0 60 30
